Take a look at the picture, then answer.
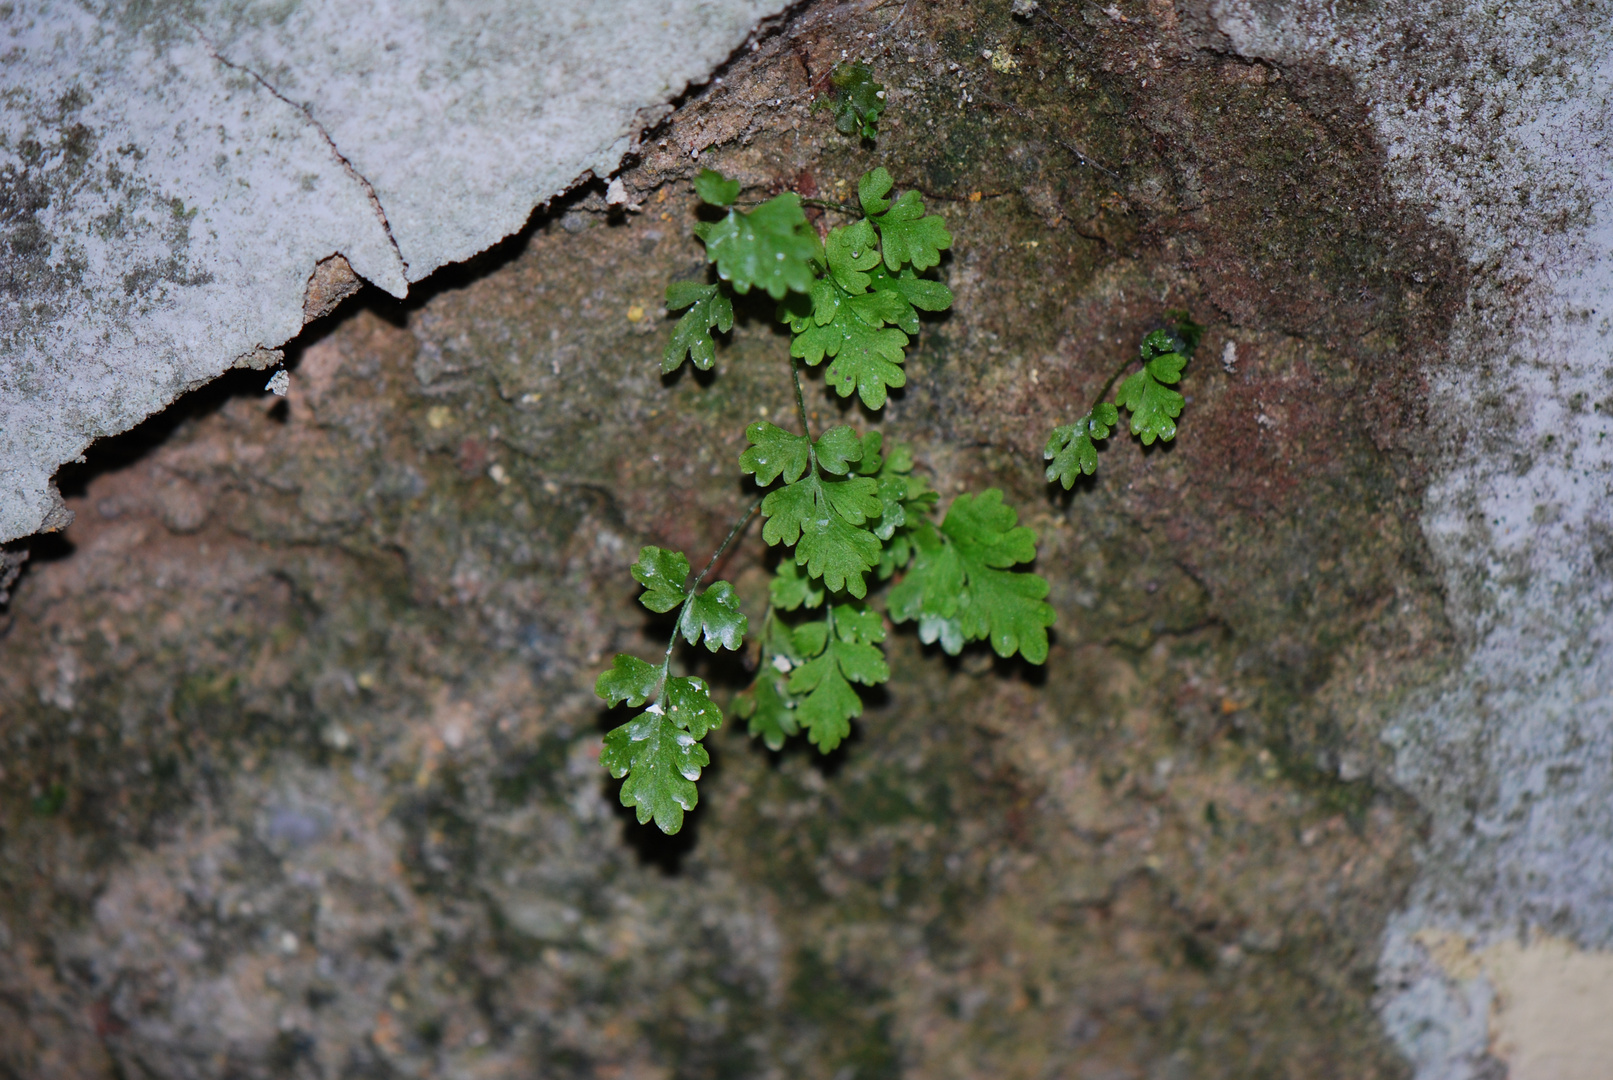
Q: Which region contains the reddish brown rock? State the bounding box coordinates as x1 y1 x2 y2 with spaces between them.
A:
0 2 1468 1076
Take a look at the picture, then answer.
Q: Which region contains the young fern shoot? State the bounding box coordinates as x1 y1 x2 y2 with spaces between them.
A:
814 62 887 141
595 513 756 835
1044 313 1203 487
598 161 1056 834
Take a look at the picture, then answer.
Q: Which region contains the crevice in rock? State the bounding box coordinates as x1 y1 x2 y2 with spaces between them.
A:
187 23 410 283
301 254 364 324
0 547 26 608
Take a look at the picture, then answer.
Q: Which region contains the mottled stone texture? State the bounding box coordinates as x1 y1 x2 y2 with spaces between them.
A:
1182 3 1613 1073
0 1 1468 1076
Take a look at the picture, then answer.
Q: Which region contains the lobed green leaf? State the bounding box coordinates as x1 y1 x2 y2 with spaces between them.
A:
810 279 841 326
769 557 824 611
956 563 1054 664
854 431 885 476
762 611 810 665
824 62 885 140
858 167 895 216
678 581 748 652
867 264 952 333
601 706 709 834
813 425 865 476
872 189 952 272
832 601 886 647
760 473 883 599
761 477 890 596
888 490 1054 663
735 674 798 751
887 521 966 650
631 545 690 613
845 288 907 329
1115 352 1186 445
760 480 816 548
595 653 660 708
693 168 741 207
796 505 882 598
742 422 811 486
663 282 734 373
819 322 910 409
878 531 917 582
792 661 862 750
784 605 890 751
664 675 724 738
1044 403 1119 488
831 638 889 686
735 616 808 750
822 476 881 525
871 440 937 570
694 194 820 300
944 487 1039 568
826 220 880 294
783 271 921 410
792 619 829 658
742 594 891 757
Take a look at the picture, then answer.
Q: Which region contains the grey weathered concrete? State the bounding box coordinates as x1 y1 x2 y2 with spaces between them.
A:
0 0 789 544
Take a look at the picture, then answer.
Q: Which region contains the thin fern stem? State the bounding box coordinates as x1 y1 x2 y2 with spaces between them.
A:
733 196 861 216
790 357 820 476
655 497 764 707
798 197 862 216
1093 354 1134 412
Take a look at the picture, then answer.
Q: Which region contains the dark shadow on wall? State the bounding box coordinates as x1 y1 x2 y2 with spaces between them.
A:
605 770 707 876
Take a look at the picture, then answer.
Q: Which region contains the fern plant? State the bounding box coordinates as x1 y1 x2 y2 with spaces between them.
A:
596 155 1198 834
1045 314 1202 487
814 62 886 141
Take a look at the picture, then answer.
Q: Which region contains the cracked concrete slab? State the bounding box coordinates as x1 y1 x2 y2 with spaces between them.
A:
0 0 790 543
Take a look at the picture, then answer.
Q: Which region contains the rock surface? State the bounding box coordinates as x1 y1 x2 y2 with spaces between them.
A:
3 0 1611 1077
0 0 789 544
1193 2 1613 1074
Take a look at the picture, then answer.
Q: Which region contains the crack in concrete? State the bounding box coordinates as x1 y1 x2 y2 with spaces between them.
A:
186 22 410 282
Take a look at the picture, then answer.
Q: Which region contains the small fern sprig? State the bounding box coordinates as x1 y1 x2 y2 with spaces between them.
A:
1044 312 1203 487
598 146 1201 834
594 506 758 834
813 62 887 141
598 159 1057 833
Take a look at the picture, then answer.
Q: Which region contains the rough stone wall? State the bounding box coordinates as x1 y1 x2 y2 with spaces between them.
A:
1 0 1607 1077
1189 2 1613 1075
